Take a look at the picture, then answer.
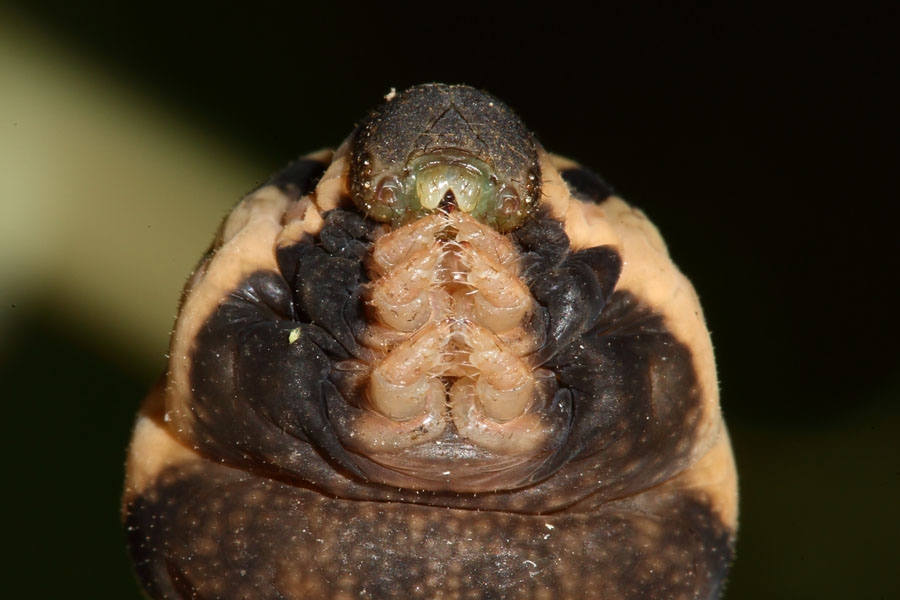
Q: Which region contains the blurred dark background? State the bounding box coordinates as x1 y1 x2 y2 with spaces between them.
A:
1 2 897 598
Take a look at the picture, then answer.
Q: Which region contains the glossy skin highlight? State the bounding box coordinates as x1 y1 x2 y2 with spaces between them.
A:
123 84 738 599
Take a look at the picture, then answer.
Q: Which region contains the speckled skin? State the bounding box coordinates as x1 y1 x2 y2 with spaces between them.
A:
123 85 738 599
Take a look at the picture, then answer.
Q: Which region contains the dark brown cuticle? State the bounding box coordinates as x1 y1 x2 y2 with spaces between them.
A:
349 84 541 231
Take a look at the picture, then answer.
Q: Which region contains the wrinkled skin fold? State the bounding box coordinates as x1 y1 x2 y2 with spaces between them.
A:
123 84 737 599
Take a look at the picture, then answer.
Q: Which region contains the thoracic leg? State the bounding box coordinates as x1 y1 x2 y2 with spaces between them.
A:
367 320 452 420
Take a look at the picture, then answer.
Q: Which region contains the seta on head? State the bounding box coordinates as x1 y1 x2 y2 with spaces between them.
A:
349 84 542 232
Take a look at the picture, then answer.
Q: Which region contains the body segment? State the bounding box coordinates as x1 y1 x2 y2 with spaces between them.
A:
124 85 737 599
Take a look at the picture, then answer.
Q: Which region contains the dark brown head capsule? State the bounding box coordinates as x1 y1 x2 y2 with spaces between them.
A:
349 84 541 231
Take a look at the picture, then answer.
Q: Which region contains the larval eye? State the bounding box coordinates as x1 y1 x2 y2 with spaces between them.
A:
494 184 522 230
123 83 738 600
375 175 402 207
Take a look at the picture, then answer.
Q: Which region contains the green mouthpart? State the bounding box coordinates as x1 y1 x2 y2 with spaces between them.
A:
365 152 529 232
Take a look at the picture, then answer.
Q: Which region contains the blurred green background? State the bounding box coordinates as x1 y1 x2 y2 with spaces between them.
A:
1 2 897 598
